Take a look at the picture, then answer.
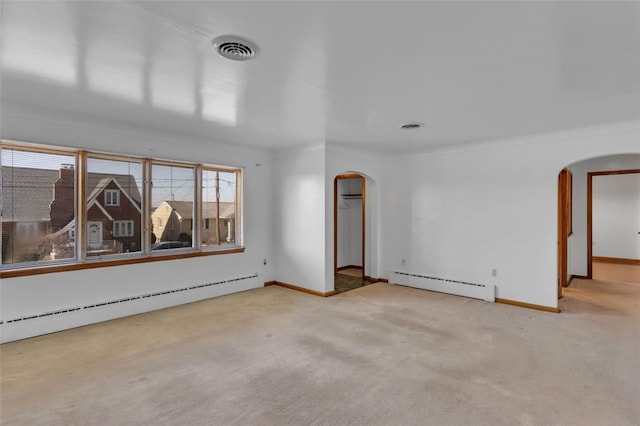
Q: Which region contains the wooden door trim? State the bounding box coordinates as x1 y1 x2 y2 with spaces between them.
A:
558 168 569 296
361 178 366 280
333 178 338 273
587 169 640 278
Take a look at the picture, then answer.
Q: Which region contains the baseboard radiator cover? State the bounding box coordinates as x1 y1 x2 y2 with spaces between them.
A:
0 273 259 343
389 271 495 302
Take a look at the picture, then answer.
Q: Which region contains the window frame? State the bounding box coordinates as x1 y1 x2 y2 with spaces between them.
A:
113 220 135 237
200 166 242 250
1 140 245 277
1 142 79 268
85 152 145 260
150 161 197 253
104 189 120 206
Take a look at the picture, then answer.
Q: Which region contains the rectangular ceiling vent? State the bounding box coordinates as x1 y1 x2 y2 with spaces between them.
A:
0 273 259 325
390 271 495 302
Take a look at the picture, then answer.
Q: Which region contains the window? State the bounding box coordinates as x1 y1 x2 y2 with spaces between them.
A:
16 222 39 238
202 168 238 247
87 156 143 256
1 146 76 265
151 163 195 248
1 141 243 274
113 220 134 237
104 190 120 206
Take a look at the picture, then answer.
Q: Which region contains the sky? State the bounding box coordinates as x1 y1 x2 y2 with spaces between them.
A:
2 148 236 205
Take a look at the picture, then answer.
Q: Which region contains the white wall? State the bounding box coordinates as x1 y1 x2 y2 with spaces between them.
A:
348 186 363 266
273 144 327 292
273 144 382 294
336 180 351 268
593 174 640 258
381 121 640 309
0 104 275 342
568 154 640 276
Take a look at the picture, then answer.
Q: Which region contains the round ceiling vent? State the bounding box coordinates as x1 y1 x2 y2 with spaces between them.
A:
401 123 422 130
212 35 260 61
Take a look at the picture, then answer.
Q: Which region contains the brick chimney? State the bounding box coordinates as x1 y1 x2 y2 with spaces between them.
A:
50 166 75 231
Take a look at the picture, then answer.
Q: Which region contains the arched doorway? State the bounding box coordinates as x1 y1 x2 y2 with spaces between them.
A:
558 154 640 299
334 173 367 294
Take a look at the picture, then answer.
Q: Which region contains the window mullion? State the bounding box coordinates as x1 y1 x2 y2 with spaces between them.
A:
77 151 88 263
194 165 202 250
236 169 243 246
143 159 152 254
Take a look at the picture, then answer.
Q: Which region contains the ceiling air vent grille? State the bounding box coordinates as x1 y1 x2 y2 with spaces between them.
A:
212 35 259 61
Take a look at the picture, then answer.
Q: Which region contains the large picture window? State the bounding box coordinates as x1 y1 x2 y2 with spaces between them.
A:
86 156 143 256
1 146 76 265
202 168 238 248
151 163 195 250
1 141 243 274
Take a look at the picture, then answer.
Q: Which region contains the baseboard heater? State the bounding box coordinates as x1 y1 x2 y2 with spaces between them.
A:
389 271 495 302
0 273 259 326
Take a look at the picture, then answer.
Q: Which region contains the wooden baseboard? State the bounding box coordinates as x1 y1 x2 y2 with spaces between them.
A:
265 281 335 297
592 256 640 266
495 298 560 313
337 265 362 271
362 276 388 283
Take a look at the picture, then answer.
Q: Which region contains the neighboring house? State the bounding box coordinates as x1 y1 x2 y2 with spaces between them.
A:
1 166 60 262
1 165 142 262
152 201 235 245
51 167 143 254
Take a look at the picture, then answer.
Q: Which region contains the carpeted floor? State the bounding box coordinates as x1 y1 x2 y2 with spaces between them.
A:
1 279 639 425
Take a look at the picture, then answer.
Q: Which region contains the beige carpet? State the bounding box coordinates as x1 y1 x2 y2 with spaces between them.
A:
1 280 639 425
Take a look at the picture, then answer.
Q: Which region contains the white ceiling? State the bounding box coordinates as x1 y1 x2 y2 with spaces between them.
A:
1 1 639 154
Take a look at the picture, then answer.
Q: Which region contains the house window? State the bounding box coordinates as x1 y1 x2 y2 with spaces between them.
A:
1 141 244 273
201 168 239 247
87 156 143 256
113 220 135 237
16 222 39 238
151 163 195 247
1 146 77 265
105 189 120 206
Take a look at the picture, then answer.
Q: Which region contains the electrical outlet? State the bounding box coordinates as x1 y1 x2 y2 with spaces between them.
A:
401 258 407 266
492 268 497 277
